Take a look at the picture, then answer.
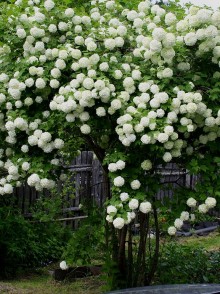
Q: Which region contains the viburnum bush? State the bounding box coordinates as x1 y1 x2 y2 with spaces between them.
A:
0 0 220 288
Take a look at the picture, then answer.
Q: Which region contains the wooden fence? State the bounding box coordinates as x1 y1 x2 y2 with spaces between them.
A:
13 151 199 227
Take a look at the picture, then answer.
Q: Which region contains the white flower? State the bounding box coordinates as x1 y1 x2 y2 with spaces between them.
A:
60 261 69 270
8 166 18 175
111 99 121 110
59 50 68 60
48 24 57 33
55 59 66 70
107 205 117 214
186 102 197 113
130 180 141 190
104 39 116 50
129 198 139 210
58 22 68 31
150 40 162 52
96 107 106 117
79 57 90 68
27 173 40 186
141 160 152 171
163 152 172 162
0 73 9 83
186 197 197 207
87 42 97 51
41 132 52 142
65 8 74 17
21 145 29 153
165 12 176 25
174 218 183 229
25 78 34 87
113 176 125 187
99 62 109 72
113 217 125 229
3 184 13 194
139 201 152 214
152 28 166 41
22 162 30 171
184 32 197 46
198 204 209 213
157 133 169 143
116 160 125 170
70 49 81 60
83 78 94 90
16 28 26 39
127 10 138 21
180 211 189 221
115 37 124 47
30 27 45 38
108 163 117 172
14 118 28 131
36 96 43 103
54 138 64 149
141 135 151 144
50 79 60 88
168 226 176 236
205 197 217 209
162 68 173 78
106 215 113 223
120 192 129 202
123 77 134 88
51 159 59 165
28 135 38 146
80 124 91 134
36 78 46 89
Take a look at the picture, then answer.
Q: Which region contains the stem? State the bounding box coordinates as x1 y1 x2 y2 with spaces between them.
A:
145 202 160 285
133 213 147 287
82 134 106 168
127 224 133 287
118 226 128 282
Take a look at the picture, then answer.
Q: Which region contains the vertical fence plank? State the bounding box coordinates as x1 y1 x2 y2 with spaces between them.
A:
14 152 205 226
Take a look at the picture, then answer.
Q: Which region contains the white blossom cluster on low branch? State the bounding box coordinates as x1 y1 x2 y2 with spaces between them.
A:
167 196 217 235
0 0 219 230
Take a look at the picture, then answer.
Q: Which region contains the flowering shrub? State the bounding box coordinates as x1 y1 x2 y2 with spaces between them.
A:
0 0 220 288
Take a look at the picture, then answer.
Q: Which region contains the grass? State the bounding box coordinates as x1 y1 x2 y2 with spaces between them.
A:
0 232 219 293
0 274 105 294
177 231 220 251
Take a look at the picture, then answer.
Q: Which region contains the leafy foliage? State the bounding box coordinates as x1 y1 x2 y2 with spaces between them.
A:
156 242 220 284
0 197 71 278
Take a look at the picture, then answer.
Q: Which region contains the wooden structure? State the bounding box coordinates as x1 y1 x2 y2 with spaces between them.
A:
13 151 199 226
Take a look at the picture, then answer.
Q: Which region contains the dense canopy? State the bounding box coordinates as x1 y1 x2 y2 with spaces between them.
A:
0 0 219 230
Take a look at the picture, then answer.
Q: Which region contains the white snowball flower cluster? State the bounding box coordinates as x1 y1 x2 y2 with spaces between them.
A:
168 196 217 236
205 197 217 209
108 160 126 172
139 201 152 214
186 197 197 208
0 0 220 237
60 260 69 270
167 226 177 236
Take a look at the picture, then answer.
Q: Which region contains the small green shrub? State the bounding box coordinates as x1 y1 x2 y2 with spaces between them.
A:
62 205 105 266
156 242 220 284
0 203 71 278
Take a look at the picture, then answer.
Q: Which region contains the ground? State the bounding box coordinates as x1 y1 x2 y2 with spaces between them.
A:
0 232 219 294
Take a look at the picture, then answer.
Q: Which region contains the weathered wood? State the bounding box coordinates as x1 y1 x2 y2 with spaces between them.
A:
29 215 88 223
14 151 203 227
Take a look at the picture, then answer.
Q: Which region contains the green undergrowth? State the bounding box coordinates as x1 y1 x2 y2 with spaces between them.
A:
0 233 219 293
0 272 105 294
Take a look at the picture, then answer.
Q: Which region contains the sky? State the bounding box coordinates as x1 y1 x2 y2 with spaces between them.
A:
179 0 220 9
